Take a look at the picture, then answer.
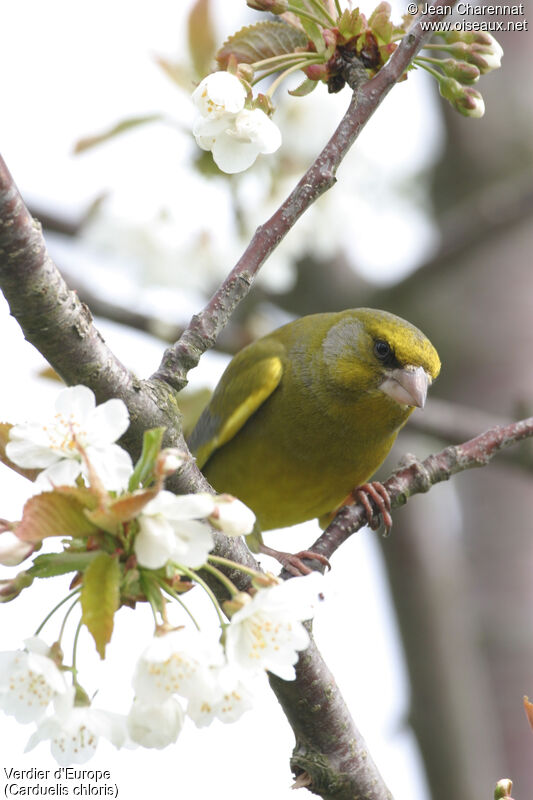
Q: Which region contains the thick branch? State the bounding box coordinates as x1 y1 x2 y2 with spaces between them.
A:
153 3 458 392
309 417 533 563
270 637 393 800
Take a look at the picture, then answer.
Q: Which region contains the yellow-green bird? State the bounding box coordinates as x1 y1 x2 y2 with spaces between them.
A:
188 308 440 564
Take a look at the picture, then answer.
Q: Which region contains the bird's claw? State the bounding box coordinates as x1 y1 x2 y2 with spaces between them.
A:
259 544 331 577
352 481 393 535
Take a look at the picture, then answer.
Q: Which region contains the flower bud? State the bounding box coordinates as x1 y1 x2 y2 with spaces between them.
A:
0 571 34 602
156 449 185 478
439 58 480 85
443 30 494 48
0 530 34 566
237 63 255 83
246 0 288 12
209 495 256 537
253 92 275 116
439 76 485 118
494 779 514 800
442 34 503 73
468 39 503 73
223 591 252 618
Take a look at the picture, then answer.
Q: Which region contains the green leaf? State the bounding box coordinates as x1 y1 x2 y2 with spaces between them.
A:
81 553 120 659
290 0 325 53
30 551 102 578
128 427 166 492
288 76 318 96
0 423 40 481
217 21 308 68
368 2 393 44
73 115 164 154
17 490 99 543
140 571 165 614
338 9 367 40
188 0 217 79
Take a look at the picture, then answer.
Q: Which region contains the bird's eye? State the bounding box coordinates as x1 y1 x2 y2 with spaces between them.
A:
374 340 392 361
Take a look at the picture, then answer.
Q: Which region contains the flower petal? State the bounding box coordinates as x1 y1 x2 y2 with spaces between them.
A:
55 385 95 421
192 72 246 119
212 132 259 174
134 515 176 569
87 398 130 445
234 108 282 154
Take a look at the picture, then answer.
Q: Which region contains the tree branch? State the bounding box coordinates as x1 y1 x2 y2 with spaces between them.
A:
153 3 459 393
308 416 533 564
408 397 533 471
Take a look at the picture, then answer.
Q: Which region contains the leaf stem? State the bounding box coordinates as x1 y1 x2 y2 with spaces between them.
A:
202 562 240 597
265 58 323 97
71 618 83 681
413 59 443 81
287 3 329 27
174 563 226 627
208 554 267 582
57 597 82 647
156 577 200 630
254 57 322 85
251 52 320 70
306 0 336 26
34 588 81 637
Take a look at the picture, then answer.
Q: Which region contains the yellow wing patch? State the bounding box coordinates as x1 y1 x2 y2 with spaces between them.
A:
194 356 283 468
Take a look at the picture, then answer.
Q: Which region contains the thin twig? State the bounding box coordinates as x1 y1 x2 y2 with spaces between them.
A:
306 416 533 567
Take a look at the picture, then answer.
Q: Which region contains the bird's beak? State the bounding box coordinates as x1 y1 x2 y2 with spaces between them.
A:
379 366 430 409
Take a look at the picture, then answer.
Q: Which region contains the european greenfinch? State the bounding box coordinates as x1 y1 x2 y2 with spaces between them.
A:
189 308 440 564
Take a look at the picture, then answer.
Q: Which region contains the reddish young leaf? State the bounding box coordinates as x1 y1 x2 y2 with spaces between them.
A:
217 21 308 68
17 490 99 543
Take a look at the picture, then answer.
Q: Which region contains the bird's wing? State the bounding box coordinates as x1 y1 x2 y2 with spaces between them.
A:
189 339 284 469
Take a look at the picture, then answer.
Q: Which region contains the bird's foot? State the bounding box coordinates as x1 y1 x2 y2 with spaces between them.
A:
259 544 331 577
351 481 393 535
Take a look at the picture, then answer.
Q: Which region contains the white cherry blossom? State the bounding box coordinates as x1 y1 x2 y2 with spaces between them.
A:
192 72 246 119
0 638 67 723
207 494 256 537
26 690 127 765
195 108 282 174
127 696 184 748
186 664 254 728
134 490 215 569
133 629 225 703
225 573 325 680
6 385 132 491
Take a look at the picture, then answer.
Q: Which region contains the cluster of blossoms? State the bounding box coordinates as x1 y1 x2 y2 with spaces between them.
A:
0 385 324 764
192 72 282 174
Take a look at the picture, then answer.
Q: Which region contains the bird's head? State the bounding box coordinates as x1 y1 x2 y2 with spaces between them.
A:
322 308 441 410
